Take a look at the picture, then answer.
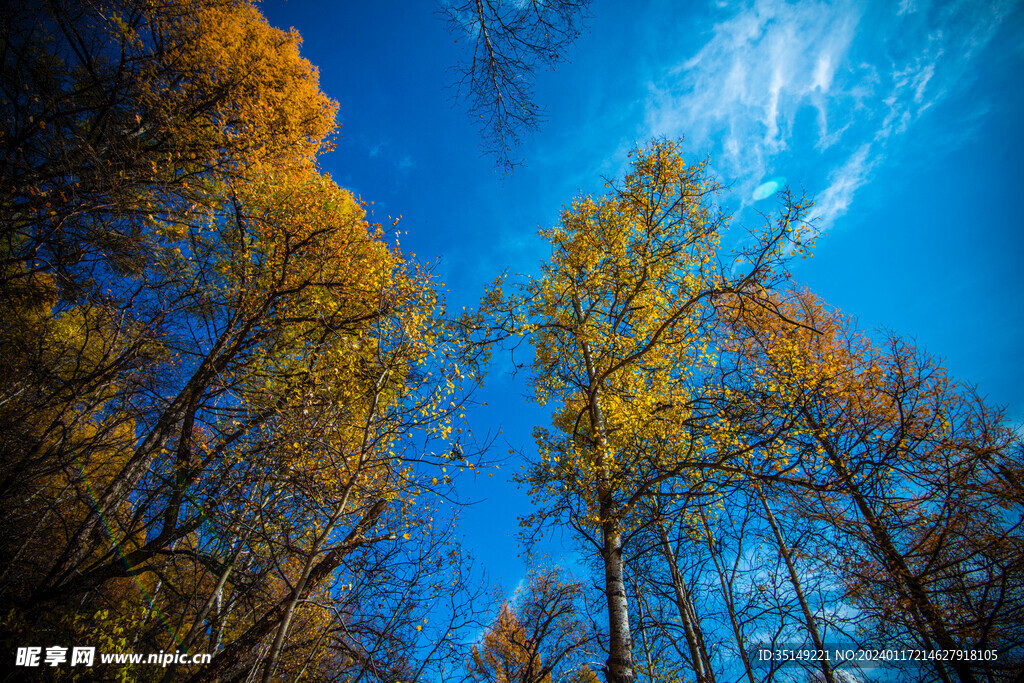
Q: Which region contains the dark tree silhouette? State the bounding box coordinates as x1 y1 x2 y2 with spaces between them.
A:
442 0 590 171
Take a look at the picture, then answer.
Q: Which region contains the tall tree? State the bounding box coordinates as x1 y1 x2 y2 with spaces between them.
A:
0 2 487 679
489 139 812 682
721 289 1024 682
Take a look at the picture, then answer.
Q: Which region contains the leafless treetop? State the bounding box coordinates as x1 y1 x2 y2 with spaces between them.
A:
442 0 590 171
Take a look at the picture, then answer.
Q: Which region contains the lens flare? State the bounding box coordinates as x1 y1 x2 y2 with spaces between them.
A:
752 176 786 201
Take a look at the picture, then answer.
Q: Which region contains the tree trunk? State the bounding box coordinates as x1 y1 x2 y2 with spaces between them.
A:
191 499 386 683
573 291 635 683
756 489 835 683
633 579 655 678
260 489 354 683
812 424 978 683
602 510 634 683
654 511 716 683
160 541 243 683
700 508 757 683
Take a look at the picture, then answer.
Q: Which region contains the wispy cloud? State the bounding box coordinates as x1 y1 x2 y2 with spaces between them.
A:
814 143 873 226
645 0 860 196
641 0 1013 230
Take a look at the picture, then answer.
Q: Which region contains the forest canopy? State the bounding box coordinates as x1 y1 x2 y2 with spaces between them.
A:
1 1 1021 682
2 1 484 679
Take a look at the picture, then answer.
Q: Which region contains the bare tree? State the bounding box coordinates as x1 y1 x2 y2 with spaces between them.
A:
442 0 590 170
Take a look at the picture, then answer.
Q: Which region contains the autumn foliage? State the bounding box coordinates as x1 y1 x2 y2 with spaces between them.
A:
2 2 1021 682
468 568 597 683
491 142 1022 682
2 1 482 680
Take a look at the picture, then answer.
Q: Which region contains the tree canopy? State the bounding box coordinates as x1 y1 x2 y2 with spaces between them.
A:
2 2 1021 682
2 1 485 679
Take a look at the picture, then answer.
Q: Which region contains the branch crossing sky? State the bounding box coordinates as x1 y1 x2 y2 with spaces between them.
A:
261 0 1023 590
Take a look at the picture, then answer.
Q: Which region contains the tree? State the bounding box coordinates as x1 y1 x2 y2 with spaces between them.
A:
486 139 812 682
442 0 590 171
596 285 1023 683
720 289 1024 682
629 493 718 683
1 0 334 298
625 492 722 683
467 567 598 683
0 2 488 679
753 485 836 683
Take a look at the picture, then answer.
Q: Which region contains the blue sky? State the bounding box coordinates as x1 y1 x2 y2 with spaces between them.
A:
260 0 1024 595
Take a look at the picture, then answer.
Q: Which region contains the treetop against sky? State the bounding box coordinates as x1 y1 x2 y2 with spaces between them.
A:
258 0 1022 588
2 0 1022 680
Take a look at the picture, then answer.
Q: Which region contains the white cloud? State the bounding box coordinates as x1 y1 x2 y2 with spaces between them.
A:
644 0 860 197
812 53 835 92
898 0 917 16
814 143 873 227
641 0 1013 231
